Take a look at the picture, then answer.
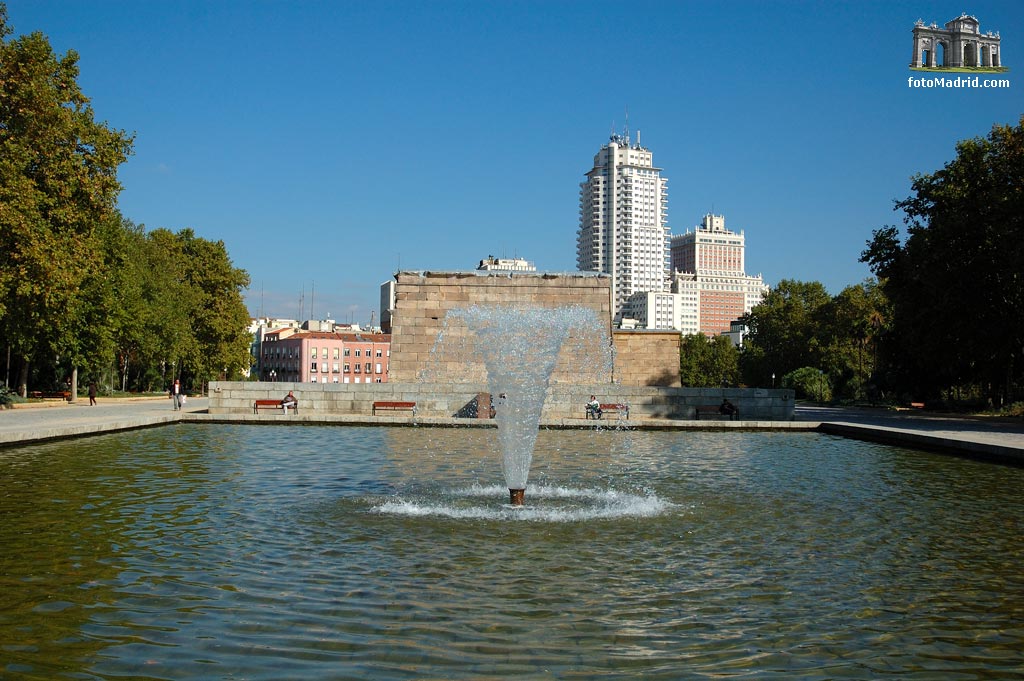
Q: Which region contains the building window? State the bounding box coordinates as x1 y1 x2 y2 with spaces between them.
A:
344 363 350 373
310 362 317 372
375 349 382 358
311 347 318 359
375 363 382 374
354 364 361 373
355 349 362 357
344 348 350 357
365 363 371 373
321 362 328 373
332 362 340 373
333 348 339 360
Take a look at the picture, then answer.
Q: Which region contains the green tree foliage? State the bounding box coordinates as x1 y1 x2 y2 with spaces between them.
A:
0 10 252 394
739 280 831 386
815 280 890 401
0 6 133 392
105 225 251 392
175 228 252 383
740 279 889 401
679 333 739 387
862 117 1024 406
783 367 832 402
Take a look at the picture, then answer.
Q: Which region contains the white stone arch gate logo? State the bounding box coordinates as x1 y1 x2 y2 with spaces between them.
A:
910 13 1006 72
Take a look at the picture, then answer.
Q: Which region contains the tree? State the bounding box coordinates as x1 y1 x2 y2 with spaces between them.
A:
862 117 1024 406
0 6 133 394
783 367 832 402
175 229 252 384
739 280 832 386
816 280 890 401
680 333 739 387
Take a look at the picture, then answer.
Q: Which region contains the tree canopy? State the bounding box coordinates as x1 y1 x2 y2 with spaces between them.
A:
1 8 252 395
679 333 739 387
738 279 888 402
862 116 1024 406
1 6 133 389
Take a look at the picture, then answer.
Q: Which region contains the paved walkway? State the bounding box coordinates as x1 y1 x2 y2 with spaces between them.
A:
2 398 1022 464
0 396 207 446
795 404 1024 464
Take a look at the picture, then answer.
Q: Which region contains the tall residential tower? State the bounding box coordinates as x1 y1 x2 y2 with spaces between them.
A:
669 213 767 336
577 132 669 320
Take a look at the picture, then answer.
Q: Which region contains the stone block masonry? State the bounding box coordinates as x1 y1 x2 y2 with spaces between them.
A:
612 330 682 387
387 271 615 384
209 381 795 421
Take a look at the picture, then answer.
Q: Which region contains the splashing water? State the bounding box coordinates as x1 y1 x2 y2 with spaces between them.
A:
436 305 612 492
375 484 675 521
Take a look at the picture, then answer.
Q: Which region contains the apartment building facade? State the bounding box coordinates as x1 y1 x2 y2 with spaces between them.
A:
260 331 391 383
577 132 669 321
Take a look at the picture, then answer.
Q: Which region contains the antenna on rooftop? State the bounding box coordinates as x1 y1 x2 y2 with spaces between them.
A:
624 106 630 145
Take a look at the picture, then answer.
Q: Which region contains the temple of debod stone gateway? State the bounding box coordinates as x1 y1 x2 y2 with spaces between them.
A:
209 271 794 420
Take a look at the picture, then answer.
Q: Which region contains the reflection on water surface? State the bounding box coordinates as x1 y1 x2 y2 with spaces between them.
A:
1 425 1022 679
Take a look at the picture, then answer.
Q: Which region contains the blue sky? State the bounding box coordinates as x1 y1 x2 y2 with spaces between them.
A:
8 0 1022 324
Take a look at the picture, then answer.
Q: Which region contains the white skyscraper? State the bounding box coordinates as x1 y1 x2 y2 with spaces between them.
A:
577 132 669 320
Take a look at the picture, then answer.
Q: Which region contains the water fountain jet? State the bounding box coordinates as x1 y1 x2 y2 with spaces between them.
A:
434 305 612 506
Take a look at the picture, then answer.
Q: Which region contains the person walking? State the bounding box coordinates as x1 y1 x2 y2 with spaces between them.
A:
88 381 97 406
170 379 183 410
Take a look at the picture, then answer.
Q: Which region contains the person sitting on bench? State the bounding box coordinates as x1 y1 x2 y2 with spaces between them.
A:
719 399 738 418
281 390 298 415
586 395 603 419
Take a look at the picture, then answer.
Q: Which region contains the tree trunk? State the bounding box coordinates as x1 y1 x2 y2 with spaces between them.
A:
70 367 78 403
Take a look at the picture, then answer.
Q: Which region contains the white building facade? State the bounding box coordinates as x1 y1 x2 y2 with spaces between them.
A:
669 214 768 337
477 256 537 272
577 133 669 321
623 214 767 338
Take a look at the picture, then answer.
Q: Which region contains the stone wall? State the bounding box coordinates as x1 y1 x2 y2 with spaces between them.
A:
210 381 795 421
387 270 615 383
612 330 682 387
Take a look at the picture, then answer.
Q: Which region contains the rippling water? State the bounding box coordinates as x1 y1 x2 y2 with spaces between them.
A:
1 425 1022 679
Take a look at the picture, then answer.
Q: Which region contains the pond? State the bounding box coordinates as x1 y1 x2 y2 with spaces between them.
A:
1 424 1022 679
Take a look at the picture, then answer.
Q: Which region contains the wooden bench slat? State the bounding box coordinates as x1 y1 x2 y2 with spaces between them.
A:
585 402 630 419
372 401 416 416
254 399 297 414
29 391 71 400
695 405 738 420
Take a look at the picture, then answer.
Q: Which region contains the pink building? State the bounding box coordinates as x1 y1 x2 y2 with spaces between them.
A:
260 331 391 384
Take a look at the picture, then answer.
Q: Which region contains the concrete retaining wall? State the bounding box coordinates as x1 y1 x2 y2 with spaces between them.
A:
210 381 795 421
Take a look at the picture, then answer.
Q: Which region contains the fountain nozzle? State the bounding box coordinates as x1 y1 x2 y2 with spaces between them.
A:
509 488 525 506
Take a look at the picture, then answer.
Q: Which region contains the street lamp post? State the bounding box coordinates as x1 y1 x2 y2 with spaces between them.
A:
270 370 277 382
771 372 776 388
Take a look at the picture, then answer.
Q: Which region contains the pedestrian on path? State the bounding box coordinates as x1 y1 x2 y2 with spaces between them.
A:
169 379 183 410
88 381 97 406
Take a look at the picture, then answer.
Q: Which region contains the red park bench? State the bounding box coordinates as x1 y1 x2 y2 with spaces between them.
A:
254 399 298 414
372 401 417 416
695 405 739 420
585 403 630 419
29 391 71 401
